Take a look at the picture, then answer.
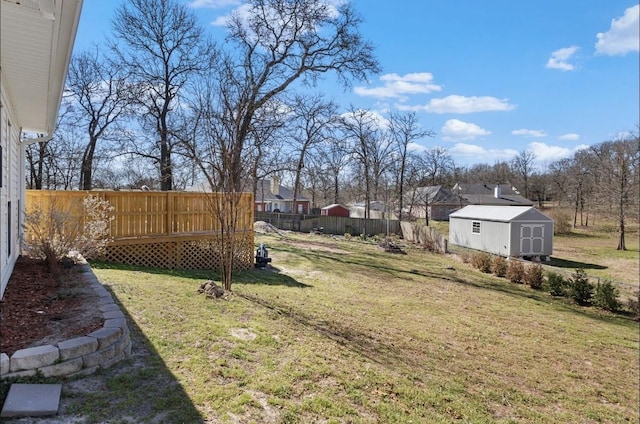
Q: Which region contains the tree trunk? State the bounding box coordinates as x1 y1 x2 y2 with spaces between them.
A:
80 137 97 190
159 141 173 191
292 156 304 214
617 190 626 250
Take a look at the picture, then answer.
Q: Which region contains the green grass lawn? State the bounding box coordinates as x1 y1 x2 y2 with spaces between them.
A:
86 232 639 423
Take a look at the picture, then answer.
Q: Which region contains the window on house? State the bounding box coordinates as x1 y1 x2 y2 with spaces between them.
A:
472 221 481 234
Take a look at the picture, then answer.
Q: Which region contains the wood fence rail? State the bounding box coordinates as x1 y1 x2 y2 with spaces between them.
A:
26 190 255 271
254 212 402 235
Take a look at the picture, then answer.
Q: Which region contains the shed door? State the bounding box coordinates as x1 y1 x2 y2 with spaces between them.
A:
520 224 544 255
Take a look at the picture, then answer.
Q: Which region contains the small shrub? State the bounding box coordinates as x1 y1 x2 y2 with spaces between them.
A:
492 256 508 277
524 263 544 289
569 269 594 306
460 252 471 264
547 271 567 296
593 280 621 312
506 259 525 284
24 195 114 273
627 292 639 318
551 209 572 235
343 233 352 240
471 252 492 273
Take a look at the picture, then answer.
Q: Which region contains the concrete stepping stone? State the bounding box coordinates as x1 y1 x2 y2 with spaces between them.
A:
0 384 62 418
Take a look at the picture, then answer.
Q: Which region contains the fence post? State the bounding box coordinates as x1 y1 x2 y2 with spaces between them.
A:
166 192 174 236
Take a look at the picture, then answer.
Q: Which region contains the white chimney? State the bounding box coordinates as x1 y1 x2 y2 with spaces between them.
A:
494 185 501 199
270 178 280 196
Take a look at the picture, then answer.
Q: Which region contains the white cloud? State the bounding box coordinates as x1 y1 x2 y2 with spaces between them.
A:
546 46 579 71
407 142 427 153
558 133 580 141
528 142 573 162
450 143 518 161
354 73 442 100
512 129 547 138
441 119 491 141
188 0 241 8
398 95 516 114
595 5 640 55
210 1 345 26
339 109 390 129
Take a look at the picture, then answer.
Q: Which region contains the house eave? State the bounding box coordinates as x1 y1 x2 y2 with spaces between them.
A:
1 0 84 134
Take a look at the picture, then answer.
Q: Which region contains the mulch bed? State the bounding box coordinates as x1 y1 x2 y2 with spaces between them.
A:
0 257 103 356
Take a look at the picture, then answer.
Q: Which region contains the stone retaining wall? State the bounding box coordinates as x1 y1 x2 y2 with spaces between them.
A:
0 265 131 380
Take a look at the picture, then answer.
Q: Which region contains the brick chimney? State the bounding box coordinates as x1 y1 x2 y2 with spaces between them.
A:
270 177 280 196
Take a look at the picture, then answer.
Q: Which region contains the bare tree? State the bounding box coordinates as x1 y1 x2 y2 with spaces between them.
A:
421 146 454 186
590 136 639 250
287 94 338 213
66 48 135 190
570 150 595 227
184 0 379 290
111 0 214 191
511 149 537 198
27 103 84 189
387 111 434 220
311 136 350 205
339 107 382 219
457 160 512 186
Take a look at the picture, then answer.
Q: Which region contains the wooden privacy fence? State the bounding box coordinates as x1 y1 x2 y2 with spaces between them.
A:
255 212 402 236
400 222 447 253
26 190 255 271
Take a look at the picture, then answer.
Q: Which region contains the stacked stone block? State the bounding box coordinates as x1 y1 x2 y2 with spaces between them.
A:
0 265 131 380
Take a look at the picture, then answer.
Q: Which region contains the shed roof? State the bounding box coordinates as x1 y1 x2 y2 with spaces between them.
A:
321 204 348 210
1 0 84 134
449 205 552 222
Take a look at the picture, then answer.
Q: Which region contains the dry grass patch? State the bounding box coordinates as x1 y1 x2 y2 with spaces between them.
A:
79 232 640 423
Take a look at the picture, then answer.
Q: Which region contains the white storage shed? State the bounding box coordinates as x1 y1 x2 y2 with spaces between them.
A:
449 205 553 259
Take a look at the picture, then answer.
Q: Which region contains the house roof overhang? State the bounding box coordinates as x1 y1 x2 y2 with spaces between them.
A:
1 0 83 134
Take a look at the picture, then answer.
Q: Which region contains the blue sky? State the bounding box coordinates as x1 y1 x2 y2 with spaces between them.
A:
74 0 639 167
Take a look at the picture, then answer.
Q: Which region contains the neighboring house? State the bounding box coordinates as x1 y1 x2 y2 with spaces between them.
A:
321 204 349 217
349 200 393 219
449 205 553 259
255 178 311 214
452 183 533 206
405 186 467 221
0 0 84 298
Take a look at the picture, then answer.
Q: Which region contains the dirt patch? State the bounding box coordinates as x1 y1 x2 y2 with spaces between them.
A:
0 257 104 356
230 328 257 341
254 221 283 235
286 240 350 254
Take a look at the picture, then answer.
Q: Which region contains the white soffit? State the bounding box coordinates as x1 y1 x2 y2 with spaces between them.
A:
1 0 83 134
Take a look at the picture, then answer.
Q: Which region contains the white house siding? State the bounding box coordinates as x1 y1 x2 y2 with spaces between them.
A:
0 84 22 298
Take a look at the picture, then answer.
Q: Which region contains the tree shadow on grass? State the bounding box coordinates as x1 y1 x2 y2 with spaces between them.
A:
236 265 313 288
0 269 206 424
547 257 607 270
235 291 428 374
90 261 312 288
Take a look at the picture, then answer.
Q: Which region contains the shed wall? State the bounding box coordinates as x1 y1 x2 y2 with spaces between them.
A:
509 220 553 256
449 218 511 256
